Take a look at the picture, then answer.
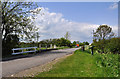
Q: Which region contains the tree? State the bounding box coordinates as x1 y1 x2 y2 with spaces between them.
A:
64 32 70 40
52 38 60 47
93 25 115 53
2 34 19 56
1 2 40 56
60 38 71 47
79 42 83 46
93 25 114 41
1 2 40 42
83 41 89 45
73 41 77 46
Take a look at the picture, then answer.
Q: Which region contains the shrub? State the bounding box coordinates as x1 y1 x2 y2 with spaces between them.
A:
95 53 119 77
107 38 120 54
92 37 120 54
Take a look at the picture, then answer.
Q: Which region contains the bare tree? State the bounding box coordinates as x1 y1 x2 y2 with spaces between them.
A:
64 31 71 40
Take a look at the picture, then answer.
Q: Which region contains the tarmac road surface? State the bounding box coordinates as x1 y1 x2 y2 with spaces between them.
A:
2 48 80 77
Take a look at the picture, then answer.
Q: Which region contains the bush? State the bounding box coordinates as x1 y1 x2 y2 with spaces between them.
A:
92 39 108 53
92 37 120 54
107 38 120 54
95 53 119 77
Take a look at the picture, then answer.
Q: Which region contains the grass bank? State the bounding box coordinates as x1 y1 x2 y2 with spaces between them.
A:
35 49 119 77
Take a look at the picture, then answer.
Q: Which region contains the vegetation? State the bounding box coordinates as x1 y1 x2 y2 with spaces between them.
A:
93 25 114 40
56 46 70 50
2 2 40 56
92 25 119 54
39 38 72 48
72 41 89 46
107 38 120 53
35 49 119 77
35 25 119 77
1 2 89 57
1 3 119 77
93 37 120 54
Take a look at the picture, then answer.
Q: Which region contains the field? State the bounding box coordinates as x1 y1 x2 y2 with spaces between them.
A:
35 49 119 77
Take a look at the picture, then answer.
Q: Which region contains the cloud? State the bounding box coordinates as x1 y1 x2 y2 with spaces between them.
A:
109 3 118 10
32 7 118 43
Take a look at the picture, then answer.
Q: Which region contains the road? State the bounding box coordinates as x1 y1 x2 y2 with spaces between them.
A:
2 48 80 77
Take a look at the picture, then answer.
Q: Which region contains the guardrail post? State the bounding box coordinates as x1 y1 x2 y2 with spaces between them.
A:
39 44 41 51
13 49 14 54
46 45 47 50
54 45 56 48
35 47 36 53
50 44 52 48
22 49 24 54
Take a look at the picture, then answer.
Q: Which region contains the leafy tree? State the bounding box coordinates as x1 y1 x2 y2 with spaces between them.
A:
1 2 40 42
73 41 77 46
93 25 115 53
93 25 114 40
59 38 66 46
65 39 71 47
2 34 19 56
83 41 89 45
79 42 84 46
39 40 46 47
52 39 61 47
1 2 40 56
39 38 72 48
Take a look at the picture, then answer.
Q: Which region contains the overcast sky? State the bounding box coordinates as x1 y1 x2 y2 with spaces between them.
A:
31 2 118 43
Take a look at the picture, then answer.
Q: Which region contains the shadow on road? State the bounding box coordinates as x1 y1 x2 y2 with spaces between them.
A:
2 48 69 61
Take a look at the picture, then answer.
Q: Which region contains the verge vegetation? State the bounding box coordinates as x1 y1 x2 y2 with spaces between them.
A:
35 49 119 77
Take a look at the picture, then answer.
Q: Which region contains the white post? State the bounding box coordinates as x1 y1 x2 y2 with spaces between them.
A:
54 45 56 48
39 44 41 51
13 49 14 54
50 44 52 49
34 47 36 54
22 49 24 54
46 45 47 49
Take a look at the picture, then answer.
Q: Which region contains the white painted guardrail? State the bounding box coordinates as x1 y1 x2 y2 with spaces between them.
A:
12 47 37 55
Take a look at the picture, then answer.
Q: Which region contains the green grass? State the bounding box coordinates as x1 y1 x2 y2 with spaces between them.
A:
37 46 70 50
35 49 119 77
56 46 70 50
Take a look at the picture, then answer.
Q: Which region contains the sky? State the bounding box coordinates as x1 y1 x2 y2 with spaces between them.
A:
30 2 118 43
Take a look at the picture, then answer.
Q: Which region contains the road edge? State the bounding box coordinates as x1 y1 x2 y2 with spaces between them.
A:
9 52 74 77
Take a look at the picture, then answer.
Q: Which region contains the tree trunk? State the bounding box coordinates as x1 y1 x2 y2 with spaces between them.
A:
3 30 8 41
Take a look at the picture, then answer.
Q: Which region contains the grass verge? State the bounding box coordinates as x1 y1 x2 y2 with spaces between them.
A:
35 49 119 77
